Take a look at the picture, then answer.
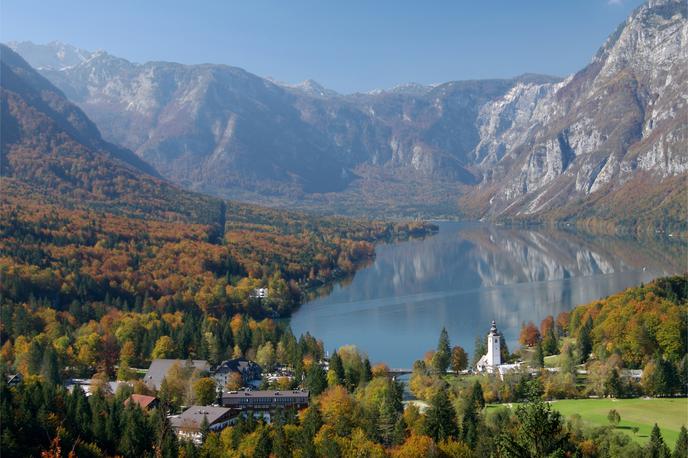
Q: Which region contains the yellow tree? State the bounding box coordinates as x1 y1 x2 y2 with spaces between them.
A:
151 336 175 359
318 386 358 436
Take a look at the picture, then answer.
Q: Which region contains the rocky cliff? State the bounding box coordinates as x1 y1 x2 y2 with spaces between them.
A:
466 0 687 229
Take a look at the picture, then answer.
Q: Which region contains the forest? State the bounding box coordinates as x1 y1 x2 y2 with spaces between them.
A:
1 247 686 458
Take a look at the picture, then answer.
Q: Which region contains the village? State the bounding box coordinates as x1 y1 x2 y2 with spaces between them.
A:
56 355 314 445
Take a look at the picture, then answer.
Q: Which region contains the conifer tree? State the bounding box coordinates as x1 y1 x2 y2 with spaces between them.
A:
461 392 479 447
578 317 593 363
424 388 458 442
302 405 323 439
305 362 327 396
647 423 670 458
361 358 373 384
329 351 345 386
433 327 451 374
40 346 60 385
605 368 623 398
199 414 210 443
378 394 398 446
254 427 272 458
471 380 485 411
673 426 688 458
533 341 545 369
273 425 290 458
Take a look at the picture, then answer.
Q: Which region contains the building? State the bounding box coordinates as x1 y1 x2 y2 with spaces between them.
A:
251 287 269 299
476 320 501 372
125 394 159 411
6 373 22 387
221 389 309 411
144 359 211 390
65 378 131 396
170 406 233 445
212 358 262 388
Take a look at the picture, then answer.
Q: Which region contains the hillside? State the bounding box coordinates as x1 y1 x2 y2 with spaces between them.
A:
9 0 687 228
0 44 223 225
0 43 436 320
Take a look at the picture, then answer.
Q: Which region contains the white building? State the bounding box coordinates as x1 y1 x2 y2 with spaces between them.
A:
476 320 524 379
251 288 269 299
476 320 501 372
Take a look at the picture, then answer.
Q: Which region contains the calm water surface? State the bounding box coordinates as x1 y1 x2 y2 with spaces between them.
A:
290 222 686 368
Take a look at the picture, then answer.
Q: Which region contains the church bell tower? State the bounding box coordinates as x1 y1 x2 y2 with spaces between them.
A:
486 320 501 367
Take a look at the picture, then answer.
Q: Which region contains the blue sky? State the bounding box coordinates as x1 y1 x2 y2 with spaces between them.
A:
1 0 645 93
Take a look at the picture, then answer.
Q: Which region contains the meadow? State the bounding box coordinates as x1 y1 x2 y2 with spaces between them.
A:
490 398 687 446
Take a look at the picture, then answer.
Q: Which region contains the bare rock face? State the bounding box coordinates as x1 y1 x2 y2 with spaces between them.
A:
473 0 687 221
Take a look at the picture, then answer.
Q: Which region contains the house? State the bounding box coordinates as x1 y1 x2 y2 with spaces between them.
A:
125 394 159 411
251 288 269 299
169 406 233 445
221 389 309 411
144 359 211 390
212 358 262 388
6 373 22 387
622 369 643 382
65 378 131 396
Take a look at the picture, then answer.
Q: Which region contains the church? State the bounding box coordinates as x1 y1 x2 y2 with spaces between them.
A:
476 320 502 372
476 320 524 378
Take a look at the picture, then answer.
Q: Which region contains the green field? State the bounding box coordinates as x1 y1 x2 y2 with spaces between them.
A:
490 398 687 446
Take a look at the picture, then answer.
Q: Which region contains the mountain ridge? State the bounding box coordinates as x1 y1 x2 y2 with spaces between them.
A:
0 44 224 225
7 0 687 228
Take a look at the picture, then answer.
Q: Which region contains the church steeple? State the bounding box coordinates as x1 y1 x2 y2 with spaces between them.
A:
489 320 498 335
486 320 501 367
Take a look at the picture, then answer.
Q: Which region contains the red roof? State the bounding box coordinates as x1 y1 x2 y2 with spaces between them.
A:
126 394 158 409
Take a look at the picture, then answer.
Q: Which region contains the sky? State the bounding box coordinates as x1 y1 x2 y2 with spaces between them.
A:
1 0 646 93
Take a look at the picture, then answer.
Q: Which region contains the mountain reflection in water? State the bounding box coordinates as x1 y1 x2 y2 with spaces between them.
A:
290 222 686 368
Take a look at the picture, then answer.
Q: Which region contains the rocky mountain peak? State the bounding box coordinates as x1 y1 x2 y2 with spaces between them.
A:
6 40 94 70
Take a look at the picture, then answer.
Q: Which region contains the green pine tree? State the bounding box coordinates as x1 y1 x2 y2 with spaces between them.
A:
301 405 323 439
377 394 398 446
273 425 290 458
433 327 451 374
329 351 345 386
199 414 210 443
673 426 688 458
305 362 327 396
497 395 570 457
361 358 372 384
647 423 671 458
424 388 458 442
542 326 559 356
577 317 593 363
533 341 545 369
471 380 485 411
254 427 272 458
40 347 60 385
605 368 623 398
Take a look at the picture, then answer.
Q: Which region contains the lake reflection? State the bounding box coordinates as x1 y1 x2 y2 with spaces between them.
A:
290 222 686 368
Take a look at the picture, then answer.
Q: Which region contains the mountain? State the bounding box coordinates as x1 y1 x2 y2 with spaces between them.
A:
0 44 223 225
20 52 355 197
9 0 687 227
6 40 95 70
8 41 558 213
465 0 688 230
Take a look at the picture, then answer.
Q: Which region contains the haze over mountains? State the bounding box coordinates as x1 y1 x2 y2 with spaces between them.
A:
7 0 688 227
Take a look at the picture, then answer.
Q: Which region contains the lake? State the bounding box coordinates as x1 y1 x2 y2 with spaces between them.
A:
290 222 686 368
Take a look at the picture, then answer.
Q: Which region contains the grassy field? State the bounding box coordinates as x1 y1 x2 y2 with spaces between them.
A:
489 398 687 446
